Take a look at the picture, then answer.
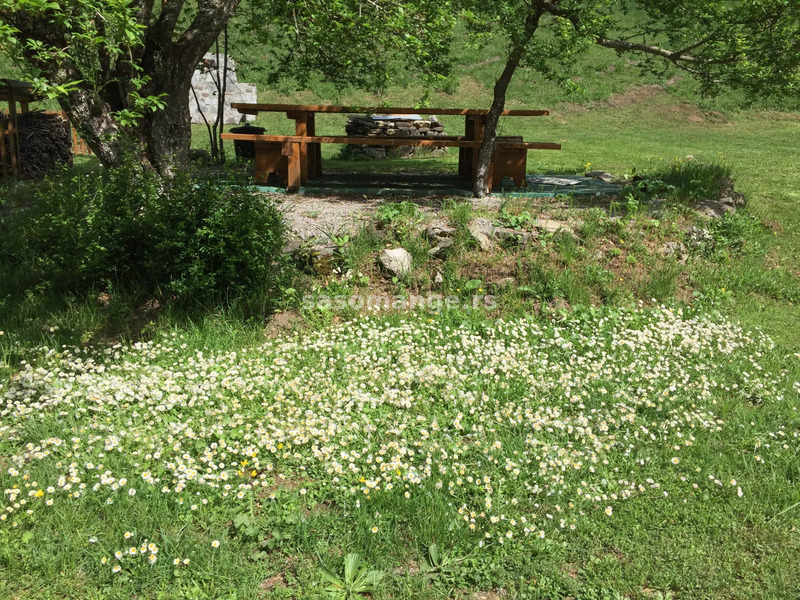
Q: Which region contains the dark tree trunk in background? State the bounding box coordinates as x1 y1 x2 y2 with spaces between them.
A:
473 10 544 198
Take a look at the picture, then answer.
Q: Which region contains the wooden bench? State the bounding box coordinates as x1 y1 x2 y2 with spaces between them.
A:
221 132 561 192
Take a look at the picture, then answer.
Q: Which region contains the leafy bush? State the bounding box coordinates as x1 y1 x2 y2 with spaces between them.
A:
0 157 289 308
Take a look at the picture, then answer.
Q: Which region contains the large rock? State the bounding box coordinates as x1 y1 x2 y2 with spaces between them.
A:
467 218 495 251
534 219 574 236
425 221 456 241
380 248 412 277
696 199 735 219
495 227 535 246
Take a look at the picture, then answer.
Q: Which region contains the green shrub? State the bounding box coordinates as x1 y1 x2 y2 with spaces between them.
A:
0 158 289 308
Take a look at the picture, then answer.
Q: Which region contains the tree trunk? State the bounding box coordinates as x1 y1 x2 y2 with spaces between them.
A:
473 12 544 198
58 58 195 176
10 0 245 177
58 89 130 168
137 49 198 176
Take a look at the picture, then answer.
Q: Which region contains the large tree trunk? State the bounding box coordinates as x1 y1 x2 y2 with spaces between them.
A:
473 11 544 198
9 0 243 177
57 57 195 174
136 48 199 175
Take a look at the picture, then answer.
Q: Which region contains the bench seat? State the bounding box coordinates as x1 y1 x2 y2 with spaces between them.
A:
220 133 561 191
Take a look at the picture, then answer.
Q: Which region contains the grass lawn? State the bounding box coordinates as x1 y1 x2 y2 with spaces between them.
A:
2 90 799 598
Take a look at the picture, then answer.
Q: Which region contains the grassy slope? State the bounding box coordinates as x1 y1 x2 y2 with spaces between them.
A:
197 59 799 349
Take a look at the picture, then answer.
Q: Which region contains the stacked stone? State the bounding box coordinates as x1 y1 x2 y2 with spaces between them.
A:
189 53 257 125
344 115 448 159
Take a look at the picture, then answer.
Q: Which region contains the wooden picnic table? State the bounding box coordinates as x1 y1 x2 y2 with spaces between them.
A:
226 102 557 190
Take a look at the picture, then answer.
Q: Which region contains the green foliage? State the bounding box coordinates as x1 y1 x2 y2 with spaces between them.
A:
499 205 535 229
626 160 733 204
462 1 800 102
420 543 472 583
376 200 424 225
233 0 456 93
319 553 384 600
0 158 289 308
375 200 424 237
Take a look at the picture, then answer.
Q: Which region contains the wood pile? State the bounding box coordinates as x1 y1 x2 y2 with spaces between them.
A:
1 110 72 178
344 115 449 159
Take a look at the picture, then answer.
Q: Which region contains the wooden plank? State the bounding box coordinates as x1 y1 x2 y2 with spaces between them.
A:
232 103 550 117
221 133 560 150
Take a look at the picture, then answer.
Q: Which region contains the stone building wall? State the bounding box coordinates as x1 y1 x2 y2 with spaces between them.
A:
189 53 256 125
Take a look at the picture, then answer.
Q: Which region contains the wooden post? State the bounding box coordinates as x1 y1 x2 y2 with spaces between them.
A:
470 114 486 181
7 86 19 178
287 111 309 185
283 140 302 191
307 112 322 177
460 115 485 181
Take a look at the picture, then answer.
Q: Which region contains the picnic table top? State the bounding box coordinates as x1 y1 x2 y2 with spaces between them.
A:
231 102 549 117
221 132 561 150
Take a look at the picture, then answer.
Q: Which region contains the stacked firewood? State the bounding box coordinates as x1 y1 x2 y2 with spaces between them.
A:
344 115 449 159
1 111 73 179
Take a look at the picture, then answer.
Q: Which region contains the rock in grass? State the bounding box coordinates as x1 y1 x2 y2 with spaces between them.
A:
380 248 412 277
490 276 516 288
696 199 736 219
467 218 495 251
661 241 688 263
686 226 712 248
585 170 614 183
309 244 337 275
495 227 534 246
534 219 574 236
425 221 456 241
429 237 455 258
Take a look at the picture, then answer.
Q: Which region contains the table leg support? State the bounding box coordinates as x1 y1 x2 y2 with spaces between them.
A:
284 141 302 191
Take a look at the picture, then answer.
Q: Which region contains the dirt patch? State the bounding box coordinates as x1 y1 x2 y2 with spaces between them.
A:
264 310 303 338
605 83 666 109
280 195 382 240
260 572 286 591
458 251 518 282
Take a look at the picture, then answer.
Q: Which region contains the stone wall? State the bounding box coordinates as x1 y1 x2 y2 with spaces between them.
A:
344 114 449 159
189 53 256 125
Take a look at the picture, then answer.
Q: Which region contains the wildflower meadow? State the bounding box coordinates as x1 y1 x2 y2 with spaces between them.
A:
1 306 797 598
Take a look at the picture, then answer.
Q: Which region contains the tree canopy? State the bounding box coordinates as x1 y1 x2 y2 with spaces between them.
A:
462 0 800 195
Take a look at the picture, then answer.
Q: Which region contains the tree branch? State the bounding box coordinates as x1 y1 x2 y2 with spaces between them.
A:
175 0 242 59
595 37 737 65
539 0 739 66
148 0 188 48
